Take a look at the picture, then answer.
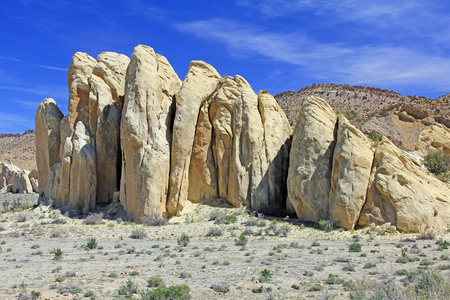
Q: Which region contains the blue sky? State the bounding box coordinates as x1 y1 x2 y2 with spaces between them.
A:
1 0 450 133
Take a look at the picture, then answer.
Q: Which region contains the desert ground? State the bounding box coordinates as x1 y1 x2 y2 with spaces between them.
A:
0 193 448 300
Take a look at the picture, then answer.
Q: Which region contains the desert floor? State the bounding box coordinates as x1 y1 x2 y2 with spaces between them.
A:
0 193 449 300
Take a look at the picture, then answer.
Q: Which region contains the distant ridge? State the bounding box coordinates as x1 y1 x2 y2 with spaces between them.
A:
274 83 449 126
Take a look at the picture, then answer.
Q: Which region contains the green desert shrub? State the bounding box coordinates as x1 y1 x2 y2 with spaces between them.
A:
177 233 190 247
424 151 450 178
349 243 362 252
140 284 191 300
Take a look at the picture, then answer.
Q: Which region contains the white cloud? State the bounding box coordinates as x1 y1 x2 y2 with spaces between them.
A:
176 18 450 93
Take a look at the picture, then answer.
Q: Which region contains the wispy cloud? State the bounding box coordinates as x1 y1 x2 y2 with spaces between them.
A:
176 18 450 93
0 84 67 100
0 55 66 72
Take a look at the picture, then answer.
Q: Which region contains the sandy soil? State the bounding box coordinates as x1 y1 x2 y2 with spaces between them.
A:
0 194 449 299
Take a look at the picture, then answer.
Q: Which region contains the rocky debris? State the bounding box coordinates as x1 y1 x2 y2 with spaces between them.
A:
400 104 428 119
398 111 415 122
287 96 450 232
0 161 33 194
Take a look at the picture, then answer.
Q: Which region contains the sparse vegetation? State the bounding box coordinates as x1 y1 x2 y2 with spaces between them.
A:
130 227 147 239
177 233 190 247
424 151 450 180
349 243 362 252
143 211 168 226
84 212 103 225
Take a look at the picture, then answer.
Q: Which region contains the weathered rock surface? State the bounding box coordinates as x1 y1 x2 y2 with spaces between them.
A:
415 124 450 154
35 98 63 197
67 52 97 130
69 122 96 212
329 115 374 230
288 96 337 222
120 45 181 220
167 61 221 216
359 137 450 232
0 161 33 193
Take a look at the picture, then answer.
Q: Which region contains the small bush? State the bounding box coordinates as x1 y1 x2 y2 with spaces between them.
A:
349 243 362 252
130 227 147 239
259 269 272 282
211 282 230 293
177 233 190 247
437 239 449 250
417 230 436 240
318 219 339 232
424 151 450 176
142 211 168 226
16 212 28 223
140 284 191 300
51 248 63 260
215 214 237 225
84 212 103 225
86 238 98 250
147 276 165 288
368 130 380 146
118 279 139 296
209 210 224 221
235 234 248 246
206 227 223 237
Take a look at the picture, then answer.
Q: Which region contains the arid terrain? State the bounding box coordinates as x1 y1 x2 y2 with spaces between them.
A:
0 130 36 171
0 195 449 299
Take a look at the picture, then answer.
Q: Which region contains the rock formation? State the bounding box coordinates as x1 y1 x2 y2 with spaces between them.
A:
35 45 449 232
359 137 450 232
287 96 450 232
288 96 337 222
415 124 450 154
0 161 33 194
120 45 181 220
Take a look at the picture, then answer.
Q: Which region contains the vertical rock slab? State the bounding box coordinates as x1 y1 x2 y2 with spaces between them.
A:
69 122 96 212
257 91 292 214
35 98 63 198
287 96 337 222
90 52 129 204
234 76 268 210
359 137 450 232
59 116 72 205
120 45 180 220
67 52 97 130
167 61 221 216
329 115 374 230
188 102 219 202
